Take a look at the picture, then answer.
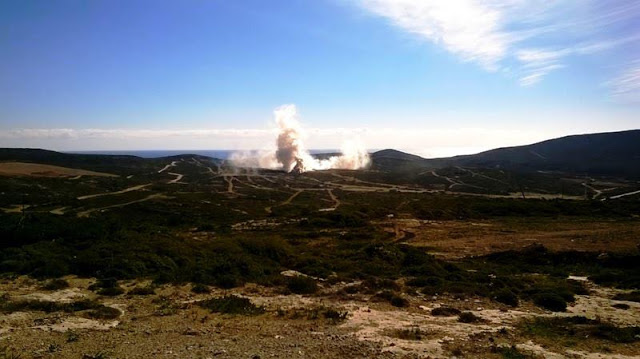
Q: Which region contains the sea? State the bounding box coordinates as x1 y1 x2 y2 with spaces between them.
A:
67 150 340 159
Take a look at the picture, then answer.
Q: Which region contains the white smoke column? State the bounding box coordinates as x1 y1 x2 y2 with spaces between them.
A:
230 104 370 172
274 105 315 172
273 104 370 172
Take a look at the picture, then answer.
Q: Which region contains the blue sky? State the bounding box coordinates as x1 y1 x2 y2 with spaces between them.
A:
1 0 639 157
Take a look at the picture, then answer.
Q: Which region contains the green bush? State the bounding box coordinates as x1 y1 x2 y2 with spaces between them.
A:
86 306 121 320
322 308 348 321
375 290 409 307
393 328 425 340
97 287 125 297
497 346 531 359
431 307 461 316
197 295 264 315
612 291 640 303
532 292 567 312
191 283 210 294
214 275 239 289
41 278 70 291
128 286 156 296
519 316 640 344
458 312 481 323
286 276 318 295
494 289 519 307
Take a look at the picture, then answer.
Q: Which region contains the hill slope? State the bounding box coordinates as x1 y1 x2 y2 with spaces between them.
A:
370 130 640 177
437 130 640 177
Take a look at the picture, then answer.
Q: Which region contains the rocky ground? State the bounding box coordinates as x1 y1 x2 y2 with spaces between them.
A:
1 274 639 359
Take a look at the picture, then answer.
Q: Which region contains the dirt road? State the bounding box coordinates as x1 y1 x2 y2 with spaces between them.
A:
77 184 152 200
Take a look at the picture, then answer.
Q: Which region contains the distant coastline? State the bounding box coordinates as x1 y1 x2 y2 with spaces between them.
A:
66 149 342 159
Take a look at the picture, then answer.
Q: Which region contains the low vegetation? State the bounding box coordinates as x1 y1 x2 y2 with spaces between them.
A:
197 295 265 315
277 306 348 323
0 297 116 318
392 327 428 340
41 278 70 291
458 312 482 323
431 307 461 316
518 316 640 349
613 291 640 303
286 276 318 295
128 285 156 296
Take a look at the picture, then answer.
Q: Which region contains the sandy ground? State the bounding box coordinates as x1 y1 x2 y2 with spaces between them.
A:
0 162 117 178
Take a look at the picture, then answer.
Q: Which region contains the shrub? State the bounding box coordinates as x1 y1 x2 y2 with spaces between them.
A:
81 351 109 359
406 276 441 287
532 292 567 312
286 276 318 295
128 286 156 296
214 275 239 289
431 307 461 317
458 312 481 323
41 278 69 291
612 303 629 310
494 289 519 307
0 298 101 314
497 346 530 359
360 278 400 292
65 331 79 343
86 306 121 320
375 290 409 307
322 308 348 322
96 287 125 297
198 295 264 315
390 295 409 308
89 278 118 290
519 316 640 344
0 345 22 359
191 283 210 294
393 328 425 340
612 291 640 303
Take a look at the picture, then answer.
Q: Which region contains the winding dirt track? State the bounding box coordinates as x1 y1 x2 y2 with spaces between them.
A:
77 184 152 200
582 182 603 198
610 189 640 199
157 161 177 173
167 173 184 184
77 194 168 218
224 176 234 193
282 190 303 205
265 189 303 213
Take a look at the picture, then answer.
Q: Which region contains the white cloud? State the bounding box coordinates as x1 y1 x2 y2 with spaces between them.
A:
607 64 640 104
353 0 640 88
356 0 513 69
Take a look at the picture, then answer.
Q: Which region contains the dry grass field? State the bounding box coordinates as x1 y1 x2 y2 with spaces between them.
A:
0 162 117 178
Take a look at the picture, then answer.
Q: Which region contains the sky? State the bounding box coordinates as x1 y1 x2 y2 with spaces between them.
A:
1 0 639 158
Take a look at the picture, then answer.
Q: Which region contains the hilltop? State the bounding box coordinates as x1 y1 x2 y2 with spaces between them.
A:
370 129 640 178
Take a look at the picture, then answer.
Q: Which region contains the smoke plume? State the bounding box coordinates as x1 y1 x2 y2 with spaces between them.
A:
231 105 370 173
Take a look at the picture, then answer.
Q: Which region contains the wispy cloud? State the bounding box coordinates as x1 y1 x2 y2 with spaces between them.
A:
607 63 640 104
354 0 640 89
0 128 275 139
356 0 513 69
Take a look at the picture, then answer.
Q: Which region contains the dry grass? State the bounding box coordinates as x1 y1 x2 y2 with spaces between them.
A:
389 219 640 258
0 162 117 178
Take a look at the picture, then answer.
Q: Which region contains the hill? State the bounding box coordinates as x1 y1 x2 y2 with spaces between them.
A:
370 130 640 177
437 129 640 177
370 149 426 171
